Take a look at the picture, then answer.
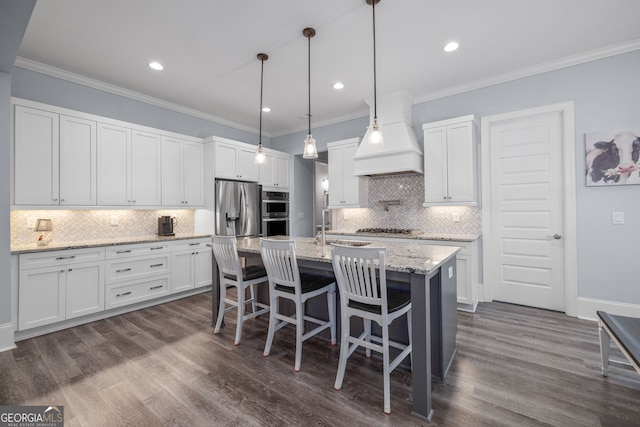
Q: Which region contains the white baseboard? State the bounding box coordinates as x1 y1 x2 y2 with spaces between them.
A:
0 323 17 353
577 297 640 321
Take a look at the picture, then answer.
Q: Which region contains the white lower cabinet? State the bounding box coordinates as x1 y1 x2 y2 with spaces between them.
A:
18 248 106 331
326 234 480 312
171 238 213 293
16 237 212 336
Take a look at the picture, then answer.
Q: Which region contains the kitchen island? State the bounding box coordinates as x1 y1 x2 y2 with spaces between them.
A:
212 236 459 422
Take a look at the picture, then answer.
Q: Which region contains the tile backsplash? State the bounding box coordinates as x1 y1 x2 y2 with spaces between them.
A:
332 173 482 235
11 209 195 245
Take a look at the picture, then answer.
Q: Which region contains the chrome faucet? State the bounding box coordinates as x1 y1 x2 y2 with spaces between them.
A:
321 208 329 249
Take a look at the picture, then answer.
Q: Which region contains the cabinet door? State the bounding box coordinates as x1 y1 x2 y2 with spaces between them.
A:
446 121 475 203
275 155 290 188
193 250 213 288
183 141 204 206
214 143 239 180
59 115 97 205
18 266 66 330
423 126 448 203
14 106 60 205
172 251 194 293
161 136 185 206
66 262 105 319
237 148 259 182
259 152 276 187
341 143 360 205
97 123 131 205
131 130 162 206
455 253 471 305
328 145 345 206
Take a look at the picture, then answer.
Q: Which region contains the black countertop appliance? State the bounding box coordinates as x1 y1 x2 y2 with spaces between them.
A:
158 216 176 236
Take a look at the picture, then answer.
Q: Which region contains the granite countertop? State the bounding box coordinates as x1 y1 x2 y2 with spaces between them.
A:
326 229 481 242
235 237 460 275
11 233 212 255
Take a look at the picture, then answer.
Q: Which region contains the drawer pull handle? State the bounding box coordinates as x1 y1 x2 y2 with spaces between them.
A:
206 243 212 247
189 243 200 246
150 247 164 250
56 255 76 260
116 250 132 254
116 291 132 297
116 268 132 273
150 285 164 290
150 263 164 268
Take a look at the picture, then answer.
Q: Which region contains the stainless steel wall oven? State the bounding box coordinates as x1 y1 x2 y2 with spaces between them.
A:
262 190 289 236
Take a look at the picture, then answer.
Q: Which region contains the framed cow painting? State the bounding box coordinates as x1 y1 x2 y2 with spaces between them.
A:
585 128 640 186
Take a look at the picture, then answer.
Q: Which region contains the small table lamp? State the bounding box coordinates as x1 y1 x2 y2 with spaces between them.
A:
35 218 53 246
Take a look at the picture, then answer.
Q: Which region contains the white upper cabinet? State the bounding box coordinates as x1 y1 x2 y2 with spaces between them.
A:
59 115 98 205
14 105 97 206
423 115 477 206
97 123 131 205
214 139 259 182
259 149 291 189
162 136 204 207
97 125 162 206
327 138 368 208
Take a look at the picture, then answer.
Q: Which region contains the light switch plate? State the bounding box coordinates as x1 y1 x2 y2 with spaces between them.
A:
110 215 119 226
27 217 37 229
448 266 454 279
612 211 624 225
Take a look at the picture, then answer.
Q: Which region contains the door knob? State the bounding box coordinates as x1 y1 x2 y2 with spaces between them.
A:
546 234 562 240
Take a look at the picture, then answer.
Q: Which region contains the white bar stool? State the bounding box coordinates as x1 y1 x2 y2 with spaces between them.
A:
260 238 336 372
212 235 270 345
331 244 412 415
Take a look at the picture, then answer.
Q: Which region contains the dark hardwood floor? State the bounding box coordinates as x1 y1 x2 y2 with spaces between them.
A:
1 293 639 426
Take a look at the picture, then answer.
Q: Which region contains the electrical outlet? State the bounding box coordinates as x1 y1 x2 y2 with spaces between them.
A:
110 215 119 226
297 212 305 219
448 266 454 279
343 210 349 220
612 211 624 225
27 217 37 229
452 211 461 222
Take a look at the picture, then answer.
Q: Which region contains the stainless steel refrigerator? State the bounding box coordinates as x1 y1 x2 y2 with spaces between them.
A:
215 180 261 237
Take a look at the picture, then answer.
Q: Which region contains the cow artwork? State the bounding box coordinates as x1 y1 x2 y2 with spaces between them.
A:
585 129 640 186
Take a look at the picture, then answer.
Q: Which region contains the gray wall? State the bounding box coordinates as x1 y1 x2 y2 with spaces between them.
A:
273 50 640 306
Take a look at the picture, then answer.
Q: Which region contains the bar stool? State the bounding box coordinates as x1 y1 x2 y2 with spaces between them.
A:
212 235 270 345
331 244 412 415
260 238 336 372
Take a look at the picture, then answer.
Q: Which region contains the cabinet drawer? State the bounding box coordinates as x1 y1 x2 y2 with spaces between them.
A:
106 243 170 259
19 247 105 270
106 255 170 284
105 277 170 309
172 238 211 252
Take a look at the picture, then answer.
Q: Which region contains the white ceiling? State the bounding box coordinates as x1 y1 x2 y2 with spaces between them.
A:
17 0 640 136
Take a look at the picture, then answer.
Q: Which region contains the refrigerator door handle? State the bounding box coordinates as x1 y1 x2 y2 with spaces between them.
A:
239 184 248 236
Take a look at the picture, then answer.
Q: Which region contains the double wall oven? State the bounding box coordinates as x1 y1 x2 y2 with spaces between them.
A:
262 190 289 237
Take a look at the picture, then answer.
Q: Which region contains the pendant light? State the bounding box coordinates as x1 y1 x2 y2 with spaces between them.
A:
302 27 318 159
254 53 268 164
366 0 383 145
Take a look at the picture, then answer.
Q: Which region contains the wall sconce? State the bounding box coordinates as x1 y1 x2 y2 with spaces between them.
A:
34 218 53 246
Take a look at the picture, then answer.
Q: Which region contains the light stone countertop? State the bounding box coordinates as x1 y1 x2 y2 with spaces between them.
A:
326 229 481 242
11 233 212 255
235 236 460 275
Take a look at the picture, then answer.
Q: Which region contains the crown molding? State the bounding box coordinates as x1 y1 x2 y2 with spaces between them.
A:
14 57 266 137
414 39 640 105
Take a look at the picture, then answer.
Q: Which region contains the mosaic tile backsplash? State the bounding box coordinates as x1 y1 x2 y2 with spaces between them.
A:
11 210 195 245
332 173 482 235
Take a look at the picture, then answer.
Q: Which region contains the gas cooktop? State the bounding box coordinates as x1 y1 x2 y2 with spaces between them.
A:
356 228 422 235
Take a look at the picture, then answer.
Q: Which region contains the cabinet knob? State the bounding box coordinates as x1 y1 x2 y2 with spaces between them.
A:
53 198 58 202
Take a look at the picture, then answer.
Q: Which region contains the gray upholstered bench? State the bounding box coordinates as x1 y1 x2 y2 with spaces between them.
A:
597 311 640 376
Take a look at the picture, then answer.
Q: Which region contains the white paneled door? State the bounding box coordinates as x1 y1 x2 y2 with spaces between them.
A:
483 103 575 312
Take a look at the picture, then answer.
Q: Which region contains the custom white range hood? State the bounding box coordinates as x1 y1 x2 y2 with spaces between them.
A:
353 92 423 176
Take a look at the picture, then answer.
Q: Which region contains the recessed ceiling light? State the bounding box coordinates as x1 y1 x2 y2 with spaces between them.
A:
443 42 459 53
262 107 271 112
333 82 344 90
149 61 164 71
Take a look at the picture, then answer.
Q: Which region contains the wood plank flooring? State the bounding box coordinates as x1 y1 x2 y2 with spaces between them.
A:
1 294 639 426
